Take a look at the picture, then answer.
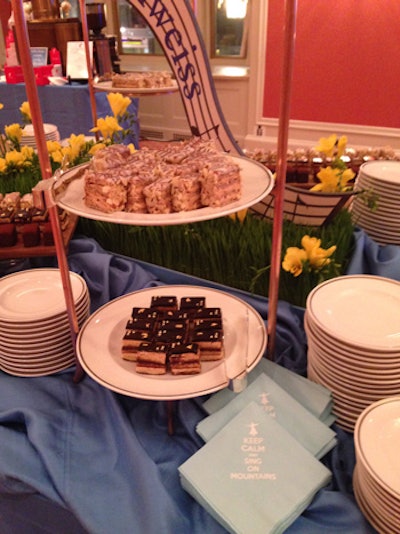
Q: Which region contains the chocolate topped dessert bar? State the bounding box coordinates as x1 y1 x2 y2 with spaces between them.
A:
192 307 222 320
0 223 17 247
121 293 225 372
155 328 186 345
121 329 154 361
180 297 206 313
131 307 160 320
136 341 168 375
21 222 40 247
190 329 224 361
168 342 201 375
14 208 32 227
162 309 190 321
0 207 15 224
150 296 178 312
42 222 54 245
192 317 223 332
125 316 158 332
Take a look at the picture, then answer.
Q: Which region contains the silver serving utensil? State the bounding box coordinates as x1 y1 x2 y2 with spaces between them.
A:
226 309 249 393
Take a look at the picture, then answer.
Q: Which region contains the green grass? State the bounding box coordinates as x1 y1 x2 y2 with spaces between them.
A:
77 209 355 308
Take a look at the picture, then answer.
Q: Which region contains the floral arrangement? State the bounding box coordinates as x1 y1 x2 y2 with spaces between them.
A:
310 134 355 193
0 92 137 195
308 134 378 210
282 235 338 279
280 234 340 305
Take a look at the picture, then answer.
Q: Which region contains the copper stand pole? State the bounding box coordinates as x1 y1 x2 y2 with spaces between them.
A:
266 0 298 360
11 0 84 382
78 0 99 138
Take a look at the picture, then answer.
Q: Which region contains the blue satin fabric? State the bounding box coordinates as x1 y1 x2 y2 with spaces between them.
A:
0 231 387 533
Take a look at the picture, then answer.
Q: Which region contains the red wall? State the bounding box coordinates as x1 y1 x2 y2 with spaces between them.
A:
264 0 400 129
0 0 11 38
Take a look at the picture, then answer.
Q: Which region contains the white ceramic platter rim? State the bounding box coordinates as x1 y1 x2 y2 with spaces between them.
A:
304 315 400 366
0 269 87 322
307 349 400 394
355 397 400 498
0 357 75 377
306 275 400 350
359 161 400 185
307 356 398 400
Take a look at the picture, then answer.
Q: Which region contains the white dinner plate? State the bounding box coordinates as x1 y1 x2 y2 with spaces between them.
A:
304 313 400 363
0 295 90 331
306 275 400 351
53 156 275 225
92 79 179 95
359 161 400 186
0 269 87 322
355 397 400 498
0 356 75 377
77 285 267 400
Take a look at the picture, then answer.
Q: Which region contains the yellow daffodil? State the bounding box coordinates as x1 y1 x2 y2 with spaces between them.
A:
127 143 136 154
311 166 341 193
89 142 107 155
66 134 87 160
47 140 64 163
0 103 4 110
308 246 336 270
5 123 23 144
5 149 25 166
19 101 31 122
91 116 123 140
315 134 337 158
0 158 6 172
302 234 336 270
283 235 337 277
339 167 355 189
228 208 248 222
300 235 322 255
107 92 131 118
20 145 35 163
282 247 308 277
336 135 348 157
311 165 355 193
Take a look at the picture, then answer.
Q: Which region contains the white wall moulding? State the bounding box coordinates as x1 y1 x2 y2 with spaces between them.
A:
244 120 400 153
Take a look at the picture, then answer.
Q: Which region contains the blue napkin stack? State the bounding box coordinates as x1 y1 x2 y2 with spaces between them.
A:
197 373 337 459
179 402 332 534
203 358 335 426
179 359 336 533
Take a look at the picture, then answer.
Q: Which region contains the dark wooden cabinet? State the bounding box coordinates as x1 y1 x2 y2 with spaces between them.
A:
26 18 82 74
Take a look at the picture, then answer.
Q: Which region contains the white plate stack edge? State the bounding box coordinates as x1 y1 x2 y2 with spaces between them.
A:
305 274 400 432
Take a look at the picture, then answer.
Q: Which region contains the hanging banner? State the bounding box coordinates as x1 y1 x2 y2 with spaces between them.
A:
128 0 243 155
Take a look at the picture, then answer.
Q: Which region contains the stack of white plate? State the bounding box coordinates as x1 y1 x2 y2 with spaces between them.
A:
21 123 60 148
0 269 90 377
353 397 400 533
304 275 400 432
351 160 400 245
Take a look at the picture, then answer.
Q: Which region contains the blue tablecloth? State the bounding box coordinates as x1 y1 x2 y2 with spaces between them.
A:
0 229 393 534
0 82 140 145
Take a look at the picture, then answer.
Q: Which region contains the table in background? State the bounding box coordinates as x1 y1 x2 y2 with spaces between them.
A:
0 82 140 144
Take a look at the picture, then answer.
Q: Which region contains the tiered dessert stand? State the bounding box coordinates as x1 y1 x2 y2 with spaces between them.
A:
10 0 296 393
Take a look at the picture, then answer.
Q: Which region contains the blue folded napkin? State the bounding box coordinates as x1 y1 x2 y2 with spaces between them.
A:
180 402 332 534
197 373 337 459
203 357 334 425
